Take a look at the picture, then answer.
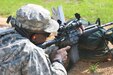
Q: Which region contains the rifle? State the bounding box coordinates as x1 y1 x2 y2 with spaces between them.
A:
6 16 113 49
38 20 82 48
39 21 113 49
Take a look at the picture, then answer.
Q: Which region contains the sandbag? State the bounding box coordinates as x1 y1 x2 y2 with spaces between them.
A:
78 26 109 61
79 28 107 51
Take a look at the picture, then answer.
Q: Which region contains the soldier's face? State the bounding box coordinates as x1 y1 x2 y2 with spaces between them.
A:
30 32 50 45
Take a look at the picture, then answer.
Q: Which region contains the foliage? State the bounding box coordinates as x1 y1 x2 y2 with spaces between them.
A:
88 62 99 73
0 0 113 23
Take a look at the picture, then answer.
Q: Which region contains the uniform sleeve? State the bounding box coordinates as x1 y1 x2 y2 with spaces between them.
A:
27 45 67 75
50 62 67 75
0 29 67 75
45 45 67 75
16 39 67 75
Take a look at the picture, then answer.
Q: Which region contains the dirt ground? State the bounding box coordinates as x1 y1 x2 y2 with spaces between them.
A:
0 17 113 75
68 59 113 75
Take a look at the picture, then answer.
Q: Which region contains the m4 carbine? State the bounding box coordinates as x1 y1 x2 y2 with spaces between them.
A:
39 21 113 49
7 16 113 49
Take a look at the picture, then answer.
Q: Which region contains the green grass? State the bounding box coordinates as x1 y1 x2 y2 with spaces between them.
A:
0 0 113 23
88 62 99 73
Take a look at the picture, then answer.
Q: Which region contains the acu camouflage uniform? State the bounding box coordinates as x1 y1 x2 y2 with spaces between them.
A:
0 28 67 75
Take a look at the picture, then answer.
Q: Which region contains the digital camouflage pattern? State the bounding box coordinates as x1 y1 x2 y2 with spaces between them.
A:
16 4 59 33
0 28 67 75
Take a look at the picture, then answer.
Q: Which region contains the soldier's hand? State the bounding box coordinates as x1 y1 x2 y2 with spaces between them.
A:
50 46 71 63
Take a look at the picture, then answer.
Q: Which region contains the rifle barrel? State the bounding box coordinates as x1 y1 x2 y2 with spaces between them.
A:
101 22 113 27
